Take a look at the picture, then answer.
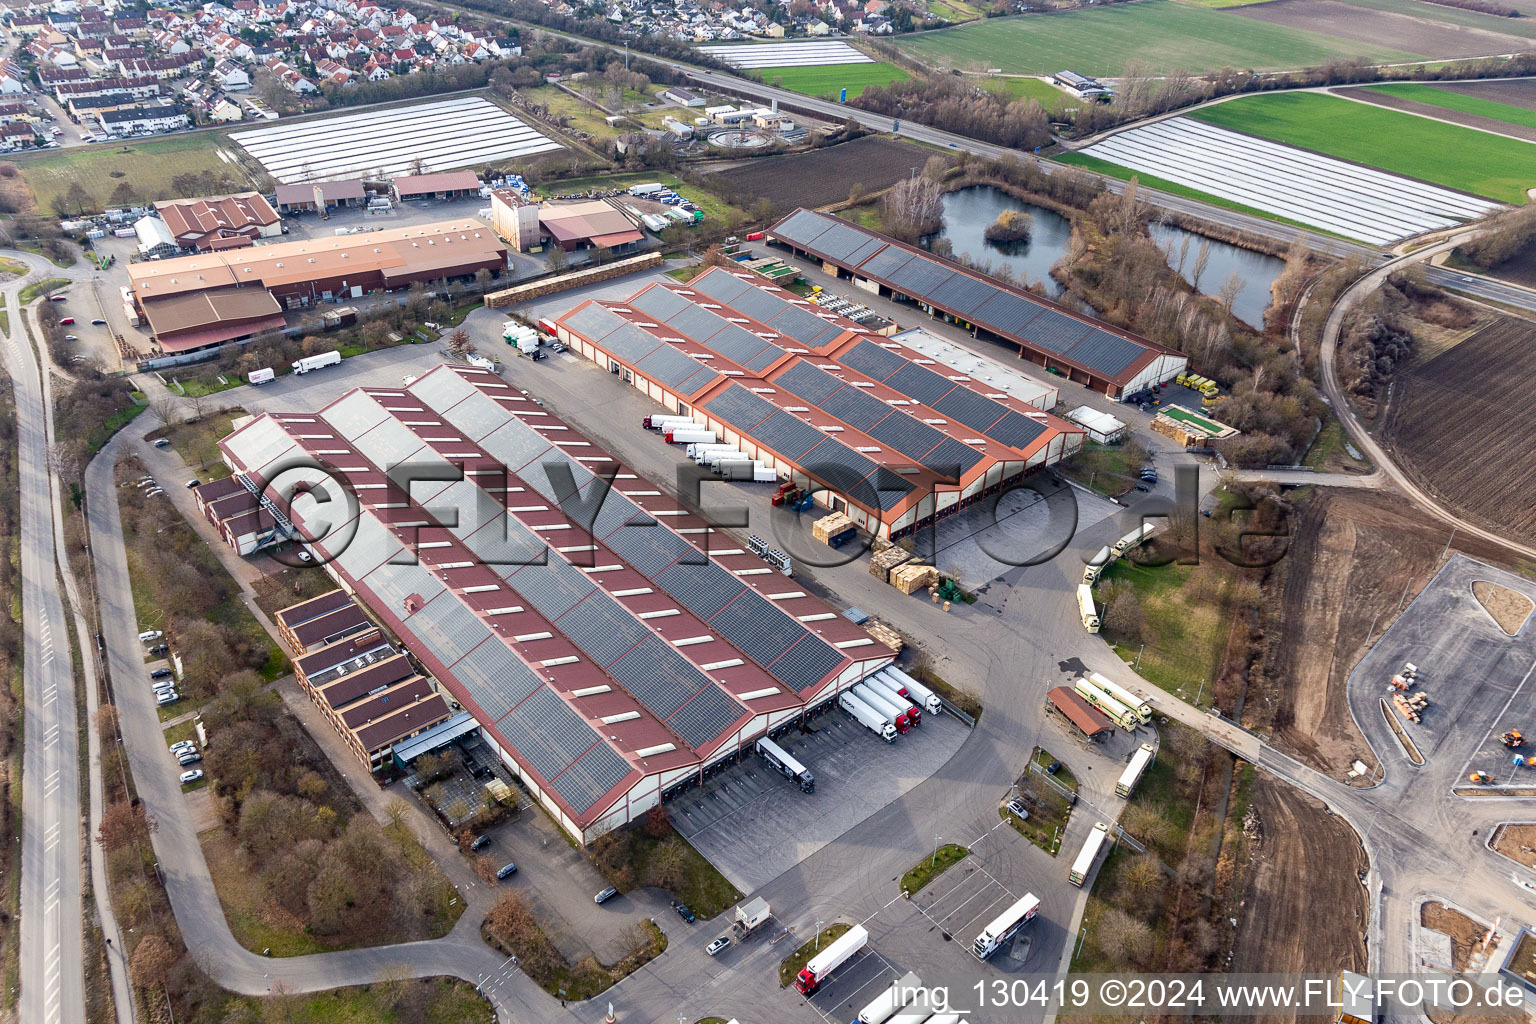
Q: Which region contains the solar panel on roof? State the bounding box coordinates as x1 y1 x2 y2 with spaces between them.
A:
888 254 955 296
1022 309 1092 354
923 436 985 476
689 270 753 304
590 492 644 540
562 304 626 341
1065 328 1145 377
665 304 728 344
840 340 904 381
498 686 591 785
409 367 478 411
454 638 544 721
472 418 553 474
610 635 707 720
552 743 632 812
803 443 878 505
557 596 650 667
629 286 692 319
755 411 829 460
770 209 834 249
875 471 915 511
804 221 877 262
638 344 708 390
768 306 840 347
669 684 747 749
701 322 773 367
986 410 1048 451
865 413 946 460
676 364 722 396
504 558 595 620
705 385 777 431
774 361 844 406
742 345 784 374
934 387 1008 433
410 591 491 667
602 322 665 364
656 560 745 620
972 290 1045 337
931 273 997 317
859 245 915 282
819 385 892 433
605 520 692 576
349 414 429 469
333 513 404 580
884 362 956 407
445 389 517 444
366 559 442 620
321 390 390 441
707 592 802 665
769 635 844 690
844 236 885 268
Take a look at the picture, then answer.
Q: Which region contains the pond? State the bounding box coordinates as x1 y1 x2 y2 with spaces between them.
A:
923 185 1074 298
1148 223 1286 331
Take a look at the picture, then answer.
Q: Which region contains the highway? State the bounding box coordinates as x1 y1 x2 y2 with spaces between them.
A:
2 261 86 1024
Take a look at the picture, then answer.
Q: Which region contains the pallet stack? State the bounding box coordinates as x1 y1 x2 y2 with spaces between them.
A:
869 545 911 583
865 619 903 653
812 512 855 547
1393 691 1428 723
890 562 940 595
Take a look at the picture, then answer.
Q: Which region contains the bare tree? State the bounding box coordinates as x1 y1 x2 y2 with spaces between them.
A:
619 921 652 961
1191 241 1212 290
546 246 569 274
1217 270 1245 313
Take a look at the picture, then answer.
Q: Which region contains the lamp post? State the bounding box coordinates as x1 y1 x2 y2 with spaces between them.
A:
932 833 942 867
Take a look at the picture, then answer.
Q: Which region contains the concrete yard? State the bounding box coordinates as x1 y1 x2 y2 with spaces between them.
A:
671 709 970 892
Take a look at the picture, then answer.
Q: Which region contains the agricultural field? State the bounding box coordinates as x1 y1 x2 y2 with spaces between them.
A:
1382 317 1536 546
1075 115 1496 244
756 61 910 99
893 1 1417 76
1327 0 1536 37
232 95 562 183
1341 81 1536 142
701 40 875 68
982 75 1073 110
1436 78 1536 111
1191 92 1536 203
9 132 269 215
1230 0 1536 58
707 136 933 209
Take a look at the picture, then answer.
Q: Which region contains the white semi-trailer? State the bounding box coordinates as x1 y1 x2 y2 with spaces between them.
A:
247 367 275 385
1116 743 1156 799
857 971 923 1024
1077 584 1101 633
1088 671 1152 723
1070 822 1111 887
973 893 1040 959
1073 677 1139 731
1113 523 1156 555
795 924 868 994
840 691 898 743
1083 545 1116 585
854 682 913 734
291 350 341 374
665 427 715 445
866 673 922 726
757 735 814 793
883 666 942 715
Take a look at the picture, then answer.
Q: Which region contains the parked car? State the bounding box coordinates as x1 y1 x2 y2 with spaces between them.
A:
177 752 201 766
91 318 106 325
50 295 66 302
153 438 171 448
672 900 696 924
169 741 195 755
185 479 198 489
138 630 162 642
148 644 168 655
179 769 203 784
1006 798 1029 821
63 335 76 341
58 317 74 325
470 834 492 851
150 668 172 679
706 936 731 956
594 886 618 904
496 862 517 879
1134 483 1150 492
156 692 180 706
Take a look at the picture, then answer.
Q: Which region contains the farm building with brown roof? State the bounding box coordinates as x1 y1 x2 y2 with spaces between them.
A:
391 170 480 201
153 192 282 250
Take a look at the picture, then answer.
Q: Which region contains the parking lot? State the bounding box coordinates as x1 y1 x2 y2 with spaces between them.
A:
672 708 970 892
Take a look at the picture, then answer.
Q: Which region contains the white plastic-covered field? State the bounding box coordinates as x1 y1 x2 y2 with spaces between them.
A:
701 41 874 68
231 97 563 184
1081 117 1499 245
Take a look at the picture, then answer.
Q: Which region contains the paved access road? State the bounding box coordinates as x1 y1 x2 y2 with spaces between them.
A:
2 257 87 1024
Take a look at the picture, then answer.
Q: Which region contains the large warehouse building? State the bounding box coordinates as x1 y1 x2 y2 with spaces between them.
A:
768 209 1186 397
553 266 1085 541
128 219 508 354
218 363 893 843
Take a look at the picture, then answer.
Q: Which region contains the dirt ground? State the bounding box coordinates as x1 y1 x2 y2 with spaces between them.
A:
1231 0 1536 58
1333 85 1536 144
1423 901 1490 972
1382 318 1536 546
1473 581 1533 636
1492 822 1536 868
1438 78 1536 110
1229 779 1367 1016
707 135 933 210
1265 488 1519 779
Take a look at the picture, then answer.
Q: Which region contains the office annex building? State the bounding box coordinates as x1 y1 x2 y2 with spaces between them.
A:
219 364 892 843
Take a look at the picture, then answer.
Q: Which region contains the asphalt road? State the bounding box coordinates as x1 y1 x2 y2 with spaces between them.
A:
2 262 86 1024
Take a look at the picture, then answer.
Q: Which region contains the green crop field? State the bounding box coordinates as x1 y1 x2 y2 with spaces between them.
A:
894 1 1417 76
1363 82 1536 130
11 132 270 215
983 76 1072 109
754 61 910 99
1192 92 1536 203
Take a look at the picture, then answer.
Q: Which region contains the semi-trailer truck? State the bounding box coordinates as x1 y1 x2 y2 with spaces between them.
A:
795 923 868 994
665 428 715 445
840 691 898 743
1116 743 1156 799
1072 676 1139 731
973 893 1039 959
854 683 912 734
883 666 942 715
1088 671 1152 723
1113 523 1156 555
1069 822 1111 886
247 366 275 385
866 673 922 726
1083 545 1116 585
1077 584 1101 633
645 414 695 431
857 971 924 1024
291 350 341 374
887 994 935 1024
757 735 814 793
